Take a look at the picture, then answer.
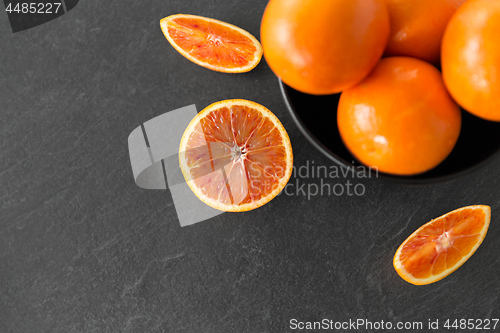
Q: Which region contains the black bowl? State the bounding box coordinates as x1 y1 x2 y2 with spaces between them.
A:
279 79 500 184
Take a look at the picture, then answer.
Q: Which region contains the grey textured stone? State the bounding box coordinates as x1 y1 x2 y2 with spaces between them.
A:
1 1 499 332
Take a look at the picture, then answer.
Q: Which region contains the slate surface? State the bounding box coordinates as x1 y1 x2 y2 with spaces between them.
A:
1 1 499 332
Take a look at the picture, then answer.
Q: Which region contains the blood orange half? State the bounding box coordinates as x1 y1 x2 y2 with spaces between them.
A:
160 14 263 73
179 100 293 212
394 205 491 285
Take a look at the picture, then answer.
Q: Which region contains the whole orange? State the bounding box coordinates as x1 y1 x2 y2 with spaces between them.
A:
384 0 466 64
260 0 390 95
442 0 500 122
338 57 462 176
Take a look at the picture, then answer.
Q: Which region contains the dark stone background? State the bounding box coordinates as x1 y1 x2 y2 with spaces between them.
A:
1 1 499 332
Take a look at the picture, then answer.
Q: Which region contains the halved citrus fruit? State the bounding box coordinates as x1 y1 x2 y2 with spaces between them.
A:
160 14 263 73
179 99 293 212
394 205 491 285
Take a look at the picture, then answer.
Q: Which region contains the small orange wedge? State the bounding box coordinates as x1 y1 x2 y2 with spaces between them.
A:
160 14 263 73
179 99 293 212
394 205 491 285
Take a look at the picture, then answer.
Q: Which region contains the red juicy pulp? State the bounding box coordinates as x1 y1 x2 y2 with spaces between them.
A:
167 17 257 69
184 105 288 205
400 208 485 278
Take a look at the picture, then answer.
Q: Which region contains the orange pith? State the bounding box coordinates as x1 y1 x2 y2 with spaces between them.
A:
179 100 293 212
394 205 491 285
160 14 263 73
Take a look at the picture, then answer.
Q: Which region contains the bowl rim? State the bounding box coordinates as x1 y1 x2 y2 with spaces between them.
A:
279 79 498 185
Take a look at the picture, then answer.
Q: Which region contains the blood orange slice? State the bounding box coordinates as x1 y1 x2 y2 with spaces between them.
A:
394 205 491 285
160 14 263 73
179 100 293 212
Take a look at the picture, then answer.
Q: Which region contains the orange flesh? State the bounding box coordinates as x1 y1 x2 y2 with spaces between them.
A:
184 105 287 205
167 17 257 69
399 208 485 279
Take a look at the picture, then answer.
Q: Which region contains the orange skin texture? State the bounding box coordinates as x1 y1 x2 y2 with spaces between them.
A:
442 0 500 122
385 0 466 64
338 57 462 176
261 0 390 95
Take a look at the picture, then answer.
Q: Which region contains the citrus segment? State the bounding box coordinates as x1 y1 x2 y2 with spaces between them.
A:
179 100 293 212
394 205 491 285
160 14 263 73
